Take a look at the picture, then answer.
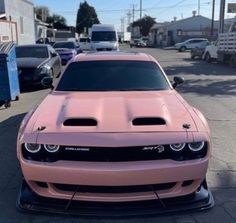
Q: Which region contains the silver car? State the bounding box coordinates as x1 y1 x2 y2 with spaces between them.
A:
175 38 208 52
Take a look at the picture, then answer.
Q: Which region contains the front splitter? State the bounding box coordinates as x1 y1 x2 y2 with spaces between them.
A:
17 180 214 217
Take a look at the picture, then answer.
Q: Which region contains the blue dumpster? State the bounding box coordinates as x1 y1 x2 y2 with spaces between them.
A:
0 42 20 108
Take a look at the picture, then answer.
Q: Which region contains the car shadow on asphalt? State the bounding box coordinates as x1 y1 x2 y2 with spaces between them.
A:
165 59 236 77
20 86 48 93
177 79 236 96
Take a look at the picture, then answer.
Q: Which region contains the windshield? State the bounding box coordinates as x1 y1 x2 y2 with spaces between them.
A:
91 31 117 41
16 46 49 58
53 42 75 49
80 38 90 42
56 61 170 92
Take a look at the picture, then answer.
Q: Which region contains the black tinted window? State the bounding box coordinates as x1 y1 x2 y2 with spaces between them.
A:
53 42 75 49
16 46 49 58
56 61 169 92
80 38 89 42
92 31 117 41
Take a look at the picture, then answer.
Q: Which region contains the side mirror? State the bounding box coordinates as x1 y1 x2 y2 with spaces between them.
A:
51 52 57 57
172 76 184 89
41 77 54 89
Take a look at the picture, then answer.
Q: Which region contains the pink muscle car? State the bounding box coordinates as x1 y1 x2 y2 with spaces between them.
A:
17 52 213 216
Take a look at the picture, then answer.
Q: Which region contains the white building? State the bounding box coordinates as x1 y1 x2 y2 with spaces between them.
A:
150 15 217 47
0 0 35 45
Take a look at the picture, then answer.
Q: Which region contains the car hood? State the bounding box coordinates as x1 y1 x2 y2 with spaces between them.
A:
17 58 49 68
26 90 199 134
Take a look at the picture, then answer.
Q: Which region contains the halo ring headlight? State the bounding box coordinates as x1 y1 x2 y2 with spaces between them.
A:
25 143 41 153
188 141 205 152
44 144 60 153
170 143 185 152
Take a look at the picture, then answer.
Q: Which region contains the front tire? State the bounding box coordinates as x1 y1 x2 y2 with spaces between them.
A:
191 52 195 59
205 52 211 63
229 55 236 68
179 46 186 52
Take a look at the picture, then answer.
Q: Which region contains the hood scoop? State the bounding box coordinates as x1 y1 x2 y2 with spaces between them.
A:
132 117 166 126
63 118 97 127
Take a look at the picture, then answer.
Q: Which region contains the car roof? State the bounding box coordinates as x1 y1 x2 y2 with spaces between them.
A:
72 51 155 62
186 38 208 41
16 44 49 48
92 24 115 31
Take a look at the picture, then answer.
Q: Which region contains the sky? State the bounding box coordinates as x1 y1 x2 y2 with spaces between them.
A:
33 0 236 31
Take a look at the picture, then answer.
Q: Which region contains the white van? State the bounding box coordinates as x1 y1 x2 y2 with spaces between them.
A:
79 37 91 51
90 24 119 51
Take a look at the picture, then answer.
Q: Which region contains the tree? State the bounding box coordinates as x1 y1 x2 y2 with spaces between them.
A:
35 6 67 29
132 15 156 36
76 1 100 34
47 14 67 29
34 6 50 22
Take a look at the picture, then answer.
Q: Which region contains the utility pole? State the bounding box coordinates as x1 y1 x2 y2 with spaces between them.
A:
140 0 142 19
219 0 226 33
132 4 135 23
127 10 132 26
120 18 125 33
198 0 200 15
211 0 215 37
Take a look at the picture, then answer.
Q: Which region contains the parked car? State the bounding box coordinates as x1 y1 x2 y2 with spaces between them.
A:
202 41 218 63
190 41 210 59
130 39 147 48
78 37 91 51
53 41 82 65
175 38 208 52
17 52 213 215
16 44 61 88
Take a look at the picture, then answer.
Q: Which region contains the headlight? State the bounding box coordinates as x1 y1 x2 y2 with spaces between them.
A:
37 65 50 75
188 141 205 152
170 143 185 152
25 143 41 153
44 144 60 153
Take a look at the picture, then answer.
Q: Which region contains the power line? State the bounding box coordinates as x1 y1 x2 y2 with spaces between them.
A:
55 1 211 14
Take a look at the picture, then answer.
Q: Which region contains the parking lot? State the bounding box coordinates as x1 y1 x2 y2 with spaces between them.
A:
1 45 236 222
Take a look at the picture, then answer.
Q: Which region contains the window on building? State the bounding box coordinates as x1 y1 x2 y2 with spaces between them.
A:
20 17 24 34
177 29 183 36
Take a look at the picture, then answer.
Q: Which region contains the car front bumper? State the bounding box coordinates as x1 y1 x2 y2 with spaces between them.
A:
17 179 214 217
19 156 209 203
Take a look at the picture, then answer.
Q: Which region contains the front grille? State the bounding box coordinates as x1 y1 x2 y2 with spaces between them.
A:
18 68 36 82
22 143 208 163
19 68 36 75
97 48 113 51
53 182 176 194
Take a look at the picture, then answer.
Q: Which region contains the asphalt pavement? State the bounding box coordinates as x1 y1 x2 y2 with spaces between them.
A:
1 45 236 222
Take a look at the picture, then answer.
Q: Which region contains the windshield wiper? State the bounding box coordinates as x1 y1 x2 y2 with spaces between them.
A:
118 88 161 91
57 88 163 92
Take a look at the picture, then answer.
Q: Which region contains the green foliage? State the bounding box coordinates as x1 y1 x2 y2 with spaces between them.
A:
34 6 50 22
34 6 68 29
47 14 67 29
132 15 156 36
76 1 100 34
